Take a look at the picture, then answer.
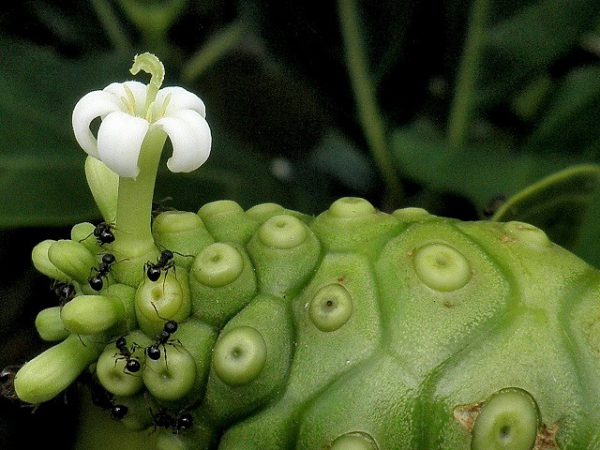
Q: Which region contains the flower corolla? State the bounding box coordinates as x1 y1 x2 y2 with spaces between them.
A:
72 63 211 178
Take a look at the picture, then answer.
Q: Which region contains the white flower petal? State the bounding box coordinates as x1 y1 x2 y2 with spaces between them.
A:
155 87 206 118
97 111 149 178
104 81 148 117
72 90 122 158
155 110 211 173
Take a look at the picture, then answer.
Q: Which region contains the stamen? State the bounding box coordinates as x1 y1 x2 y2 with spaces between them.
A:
129 53 165 119
121 84 137 116
156 93 172 121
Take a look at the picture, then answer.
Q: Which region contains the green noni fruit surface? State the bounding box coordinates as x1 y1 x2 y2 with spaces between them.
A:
12 196 600 450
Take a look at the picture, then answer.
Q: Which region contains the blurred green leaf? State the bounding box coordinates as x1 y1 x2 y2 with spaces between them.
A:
574 182 600 268
526 65 600 153
0 40 130 228
491 164 600 249
391 121 585 214
477 0 600 107
309 130 376 192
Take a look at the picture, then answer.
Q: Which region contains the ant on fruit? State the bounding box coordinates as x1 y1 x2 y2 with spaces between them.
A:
89 378 128 421
144 249 193 283
88 253 116 291
51 281 76 307
151 196 177 220
114 336 141 374
80 222 115 246
150 406 193 434
144 250 175 282
146 318 180 363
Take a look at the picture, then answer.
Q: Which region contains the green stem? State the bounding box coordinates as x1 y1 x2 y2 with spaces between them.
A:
112 129 165 284
446 0 489 152
338 0 403 210
182 20 247 82
90 0 132 54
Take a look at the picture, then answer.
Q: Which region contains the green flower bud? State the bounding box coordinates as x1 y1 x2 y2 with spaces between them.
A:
34 307 69 341
61 294 125 335
14 334 103 404
143 345 197 401
84 156 118 224
31 240 69 282
152 211 214 267
71 222 102 253
135 269 191 337
197 200 258 244
48 239 98 284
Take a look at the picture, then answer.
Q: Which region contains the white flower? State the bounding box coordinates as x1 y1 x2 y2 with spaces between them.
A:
72 80 211 178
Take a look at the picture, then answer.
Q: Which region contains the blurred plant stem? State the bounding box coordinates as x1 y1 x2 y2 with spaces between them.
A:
91 0 132 55
116 0 187 53
447 0 489 152
338 0 403 210
182 20 248 83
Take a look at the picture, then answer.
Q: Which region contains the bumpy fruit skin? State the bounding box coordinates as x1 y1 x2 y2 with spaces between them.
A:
16 198 600 449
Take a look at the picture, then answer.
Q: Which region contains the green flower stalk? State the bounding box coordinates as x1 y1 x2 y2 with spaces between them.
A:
72 52 211 285
6 53 600 450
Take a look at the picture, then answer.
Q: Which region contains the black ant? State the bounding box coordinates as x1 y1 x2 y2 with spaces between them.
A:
150 407 193 434
80 222 115 246
146 319 180 363
0 365 20 402
93 222 115 244
145 250 175 282
482 194 507 218
89 379 128 421
114 337 141 374
51 281 76 307
88 253 116 291
151 197 177 219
